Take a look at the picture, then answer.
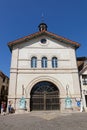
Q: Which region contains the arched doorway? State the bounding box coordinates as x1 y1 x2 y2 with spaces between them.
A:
30 81 60 111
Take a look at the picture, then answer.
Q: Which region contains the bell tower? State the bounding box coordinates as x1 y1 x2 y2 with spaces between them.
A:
38 23 48 31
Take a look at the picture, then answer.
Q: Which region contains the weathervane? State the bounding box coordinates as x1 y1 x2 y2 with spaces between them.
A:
41 13 44 22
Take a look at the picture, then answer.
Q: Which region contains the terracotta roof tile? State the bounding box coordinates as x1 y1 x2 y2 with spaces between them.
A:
8 30 80 50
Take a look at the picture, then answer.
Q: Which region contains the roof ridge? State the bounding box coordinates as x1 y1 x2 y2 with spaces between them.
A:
8 30 80 50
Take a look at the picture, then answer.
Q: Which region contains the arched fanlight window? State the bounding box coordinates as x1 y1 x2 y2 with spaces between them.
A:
31 57 37 68
41 57 47 68
52 57 58 68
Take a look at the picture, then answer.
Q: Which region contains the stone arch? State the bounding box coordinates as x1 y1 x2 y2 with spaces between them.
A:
26 76 65 98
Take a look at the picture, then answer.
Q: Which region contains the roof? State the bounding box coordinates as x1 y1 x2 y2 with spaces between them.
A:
0 71 9 79
77 57 87 72
8 30 80 51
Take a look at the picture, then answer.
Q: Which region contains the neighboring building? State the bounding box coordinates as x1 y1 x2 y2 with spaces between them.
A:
77 57 87 111
0 71 9 112
8 23 81 113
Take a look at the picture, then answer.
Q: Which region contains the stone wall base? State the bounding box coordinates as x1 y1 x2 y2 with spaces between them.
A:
15 109 29 114
8 97 81 114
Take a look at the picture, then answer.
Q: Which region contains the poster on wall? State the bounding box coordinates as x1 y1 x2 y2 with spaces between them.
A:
65 96 72 109
19 96 26 109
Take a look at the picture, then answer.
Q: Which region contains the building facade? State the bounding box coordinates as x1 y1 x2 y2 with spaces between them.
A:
0 71 9 112
8 23 81 113
77 57 87 111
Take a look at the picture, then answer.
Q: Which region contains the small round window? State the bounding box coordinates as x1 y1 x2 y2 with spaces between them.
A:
41 39 47 44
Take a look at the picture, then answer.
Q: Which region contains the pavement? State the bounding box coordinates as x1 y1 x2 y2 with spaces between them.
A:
0 111 87 130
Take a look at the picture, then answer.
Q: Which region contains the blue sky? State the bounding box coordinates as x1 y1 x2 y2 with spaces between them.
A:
0 0 87 77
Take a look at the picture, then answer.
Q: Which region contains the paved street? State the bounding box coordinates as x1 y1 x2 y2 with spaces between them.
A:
0 111 87 130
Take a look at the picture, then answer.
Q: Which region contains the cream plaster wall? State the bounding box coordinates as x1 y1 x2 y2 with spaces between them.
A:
16 73 74 97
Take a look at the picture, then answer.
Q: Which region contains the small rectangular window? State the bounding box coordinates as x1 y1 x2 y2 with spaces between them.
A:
82 75 87 85
3 77 5 82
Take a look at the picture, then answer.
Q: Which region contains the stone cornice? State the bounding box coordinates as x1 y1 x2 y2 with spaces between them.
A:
10 68 78 74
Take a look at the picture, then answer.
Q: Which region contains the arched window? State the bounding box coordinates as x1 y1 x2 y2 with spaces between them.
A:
52 57 58 68
41 57 47 68
31 57 37 68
